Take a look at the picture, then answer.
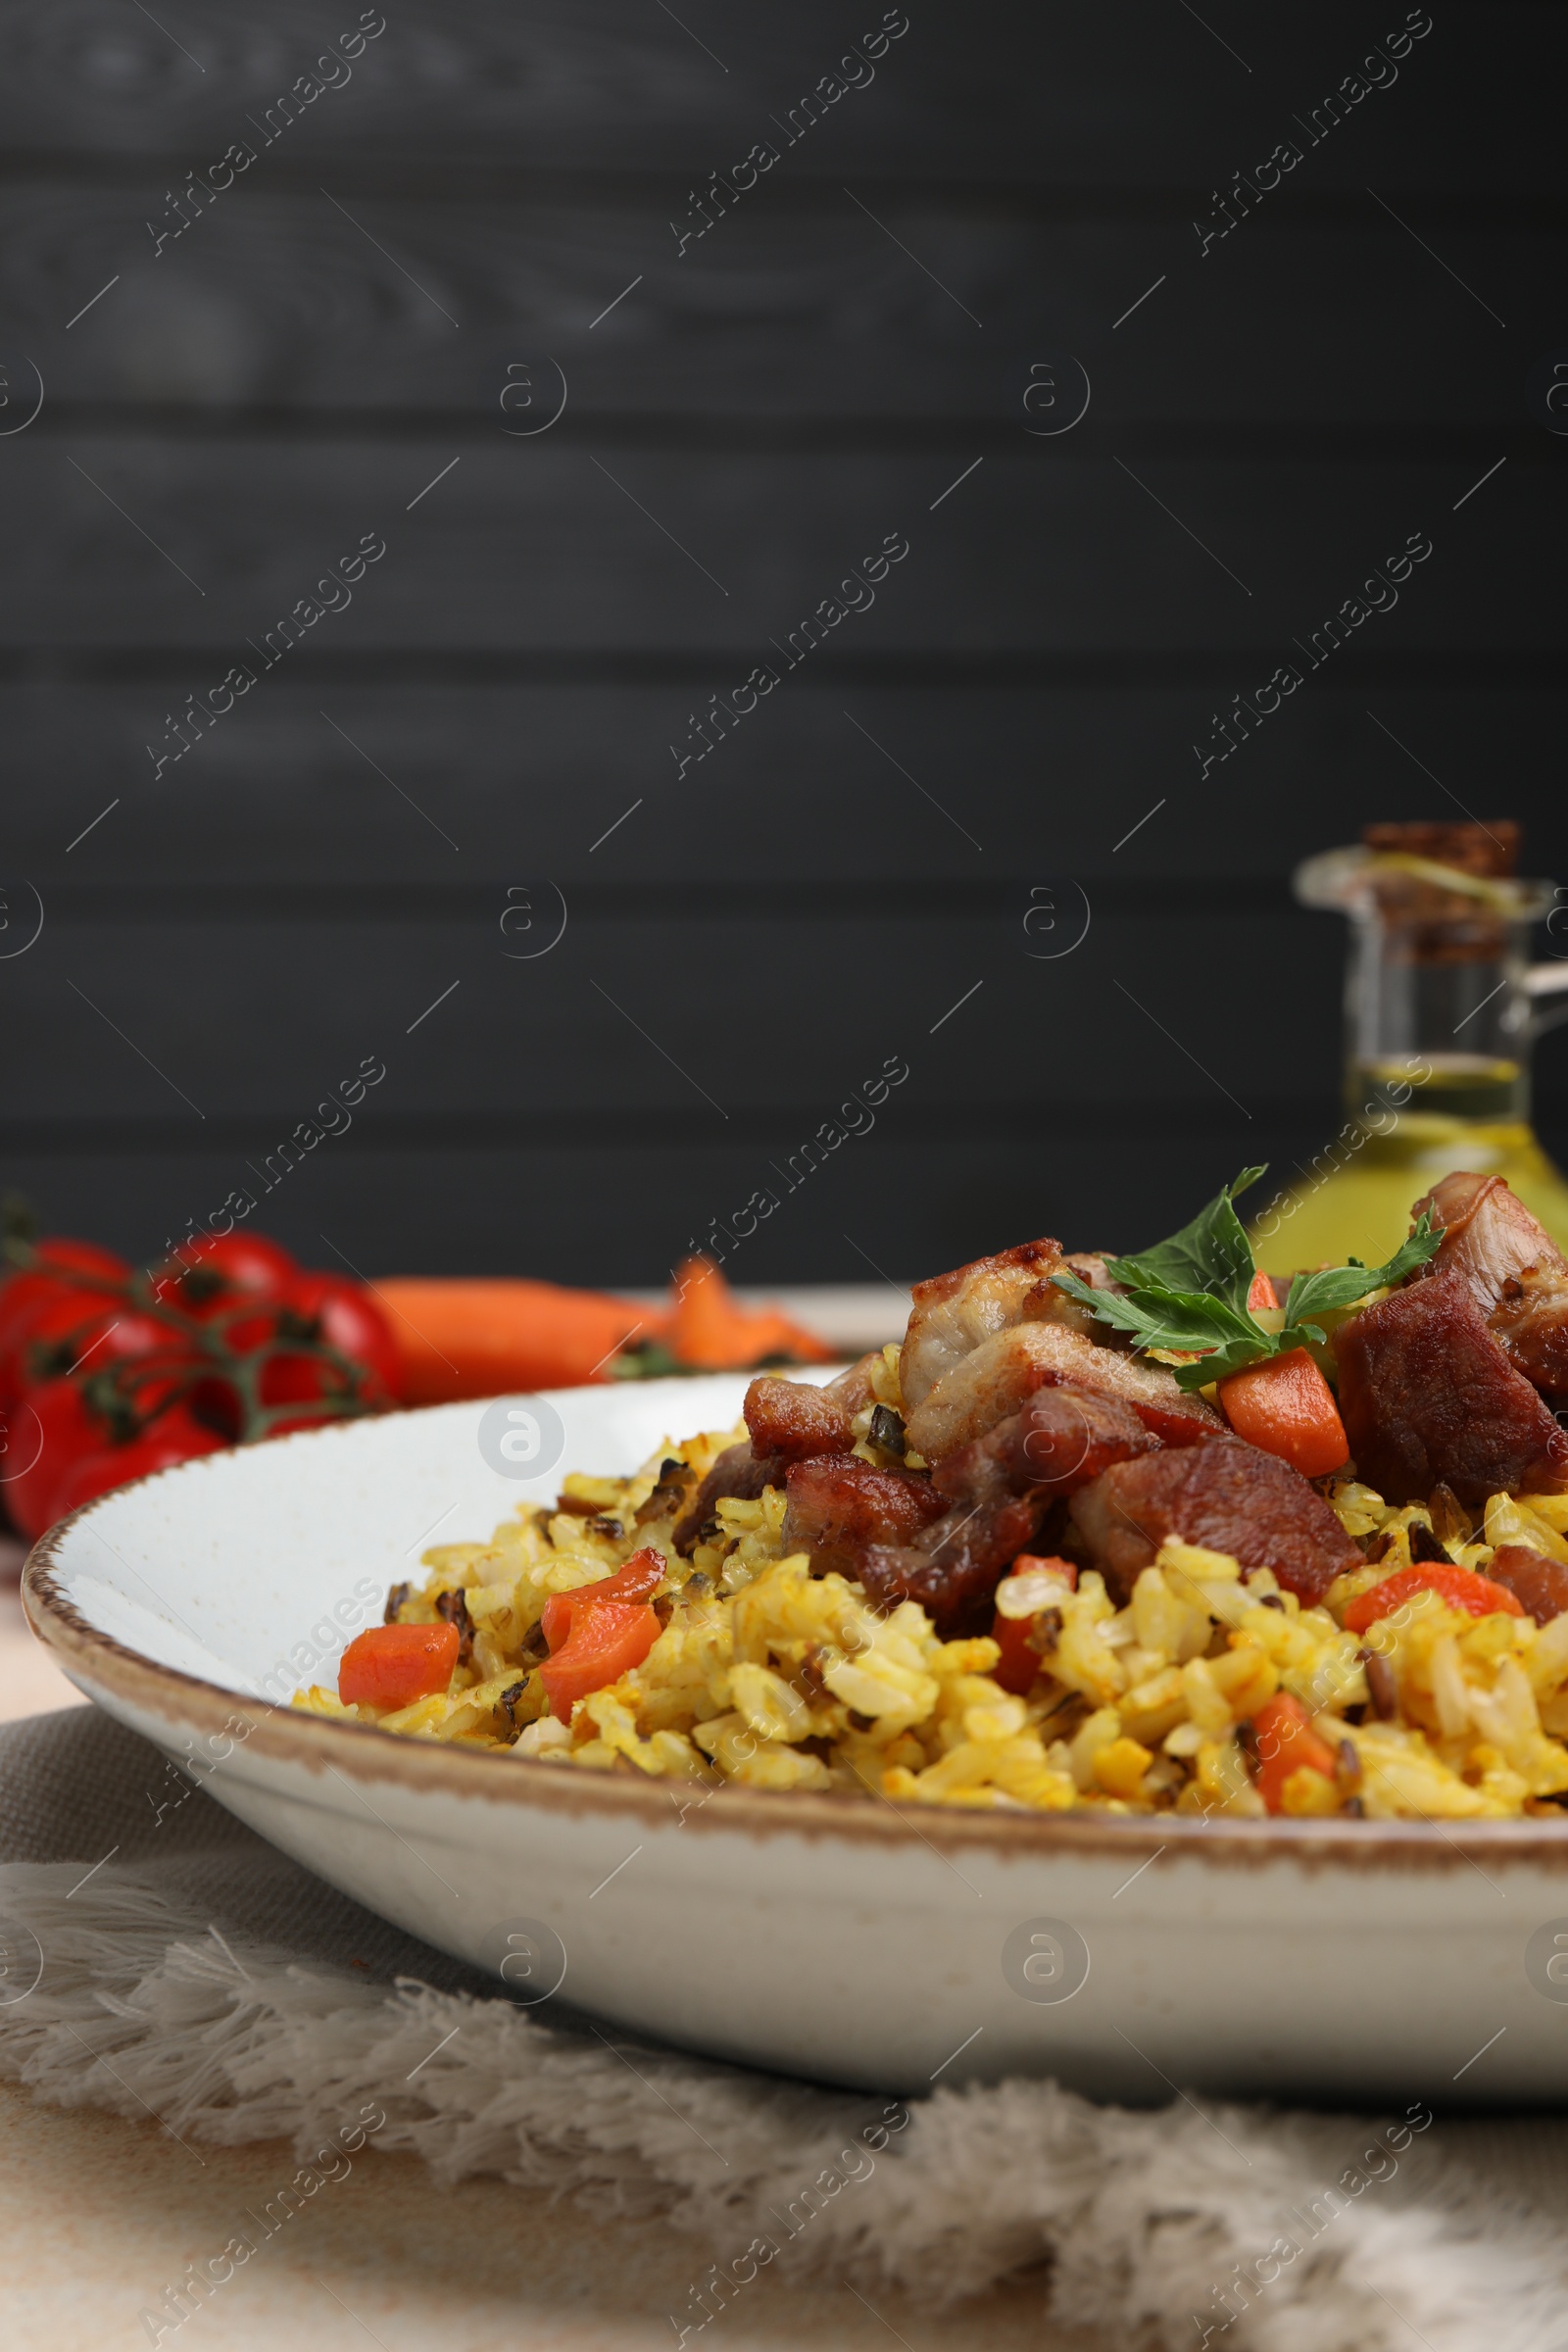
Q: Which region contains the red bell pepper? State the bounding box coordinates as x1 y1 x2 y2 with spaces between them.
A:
538 1547 664 1652
537 1548 667 1723
990 1555 1076 1697
539 1599 661 1721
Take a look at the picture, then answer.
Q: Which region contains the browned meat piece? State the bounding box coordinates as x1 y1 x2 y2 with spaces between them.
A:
1334 1281 1568 1506
672 1441 781 1554
781 1454 945 1577
900 1238 1068 1413
1069 1439 1362 1605
743 1376 853 1461
868 1388 1154 1635
1127 1396 1224 1448
859 1494 1049 1639
1419 1171 1561 1306
1493 1269 1568 1396
932 1386 1156 1508
1416 1172 1568 1394
905 1319 1220 1461
1487 1544 1568 1625
820 1350 884 1420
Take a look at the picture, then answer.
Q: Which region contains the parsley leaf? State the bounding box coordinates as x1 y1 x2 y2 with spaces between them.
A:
1051 1272 1267 1394
1050 1276 1255 1355
1050 1173 1445 1396
1278 1211 1443 1336
1103 1165 1265 1315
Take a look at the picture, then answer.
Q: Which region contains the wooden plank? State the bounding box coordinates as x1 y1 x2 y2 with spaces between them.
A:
0 899 1350 1122
0 1 1555 194
7 439 1555 653
9 187 1555 426
12 1102 1565 1290
9 683 1562 887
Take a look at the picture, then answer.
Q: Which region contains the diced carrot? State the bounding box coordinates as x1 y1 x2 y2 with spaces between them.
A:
1251 1691 1337 1814
1217 1348 1349 1478
1343 1562 1524 1634
371 1278 646 1403
1246 1268 1279 1313
667 1256 835 1369
338 1621 460 1709
539 1597 662 1721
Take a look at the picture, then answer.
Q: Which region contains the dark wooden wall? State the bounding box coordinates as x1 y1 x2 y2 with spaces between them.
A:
3 0 1564 1283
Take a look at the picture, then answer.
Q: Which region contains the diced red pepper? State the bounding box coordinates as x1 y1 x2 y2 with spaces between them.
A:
991 1614 1041 1695
538 1547 665 1652
1251 1691 1338 1814
338 1620 460 1709
1342 1561 1524 1635
539 1596 661 1721
1009 1553 1078 1590
989 1555 1076 1697
1217 1347 1349 1479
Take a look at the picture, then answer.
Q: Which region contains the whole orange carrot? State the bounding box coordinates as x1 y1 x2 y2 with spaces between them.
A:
371 1278 649 1403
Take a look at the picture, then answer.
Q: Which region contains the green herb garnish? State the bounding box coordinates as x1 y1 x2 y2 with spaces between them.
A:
1052 1167 1443 1392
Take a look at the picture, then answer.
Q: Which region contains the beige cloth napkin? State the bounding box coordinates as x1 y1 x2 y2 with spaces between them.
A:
2 1706 1566 2352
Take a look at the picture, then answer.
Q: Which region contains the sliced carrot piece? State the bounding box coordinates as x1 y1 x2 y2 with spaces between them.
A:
1217 1347 1348 1478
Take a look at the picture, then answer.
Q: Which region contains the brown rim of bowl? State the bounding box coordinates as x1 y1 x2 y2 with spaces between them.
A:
22 1458 1568 1872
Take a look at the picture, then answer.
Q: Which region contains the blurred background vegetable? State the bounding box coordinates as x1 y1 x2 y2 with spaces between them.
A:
0 1214 834 1540
0 1219 396 1541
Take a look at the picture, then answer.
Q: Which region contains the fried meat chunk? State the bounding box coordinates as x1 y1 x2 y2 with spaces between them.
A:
1488 1544 1568 1626
856 1388 1155 1637
899 1239 1069 1414
1335 1279 1568 1505
905 1319 1219 1462
858 1497 1049 1640
931 1385 1157 1508
743 1376 853 1462
1418 1171 1568 1393
780 1454 945 1577
1069 1439 1362 1605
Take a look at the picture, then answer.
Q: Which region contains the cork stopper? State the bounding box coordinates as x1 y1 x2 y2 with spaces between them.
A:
1362 820 1519 879
1357 820 1521 962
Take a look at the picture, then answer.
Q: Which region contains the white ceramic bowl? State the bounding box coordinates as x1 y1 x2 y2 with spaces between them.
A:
24 1380 1568 2102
